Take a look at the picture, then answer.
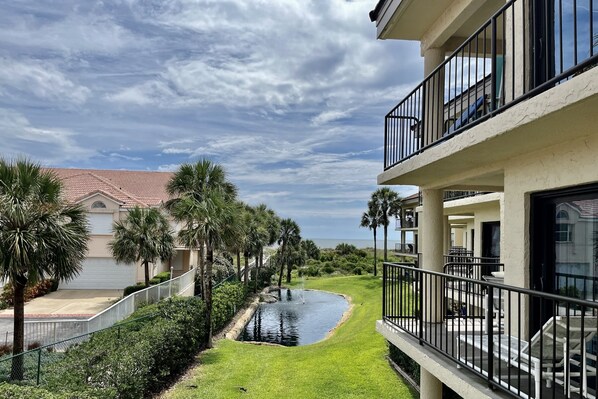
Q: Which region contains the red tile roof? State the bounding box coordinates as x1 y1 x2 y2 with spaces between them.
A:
49 168 174 208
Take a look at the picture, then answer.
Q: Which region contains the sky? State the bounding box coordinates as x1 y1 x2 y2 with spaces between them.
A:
0 0 422 240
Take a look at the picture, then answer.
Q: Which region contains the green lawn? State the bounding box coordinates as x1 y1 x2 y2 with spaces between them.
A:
165 276 417 399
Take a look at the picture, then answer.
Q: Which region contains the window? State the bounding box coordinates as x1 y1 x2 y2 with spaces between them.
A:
88 213 113 234
556 210 569 220
555 223 573 242
91 201 107 209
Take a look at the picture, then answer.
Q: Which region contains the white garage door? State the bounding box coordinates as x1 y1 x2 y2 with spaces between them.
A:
62 258 136 290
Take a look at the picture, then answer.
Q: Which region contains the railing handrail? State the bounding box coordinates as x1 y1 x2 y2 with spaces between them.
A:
385 261 598 308
89 267 196 322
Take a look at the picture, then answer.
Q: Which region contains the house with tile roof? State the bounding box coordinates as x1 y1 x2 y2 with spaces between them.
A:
50 168 196 290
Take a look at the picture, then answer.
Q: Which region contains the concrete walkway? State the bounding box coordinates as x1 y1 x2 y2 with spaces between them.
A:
0 289 122 318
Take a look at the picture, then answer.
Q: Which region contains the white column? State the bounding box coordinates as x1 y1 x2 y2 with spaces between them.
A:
443 215 450 255
423 48 446 142
421 188 444 325
422 189 444 273
420 368 443 399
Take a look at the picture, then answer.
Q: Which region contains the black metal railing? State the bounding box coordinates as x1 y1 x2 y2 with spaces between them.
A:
395 217 416 229
556 272 598 303
383 262 598 399
384 0 598 169
395 242 417 255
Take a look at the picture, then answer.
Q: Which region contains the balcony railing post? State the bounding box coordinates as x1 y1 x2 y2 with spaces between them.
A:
382 263 387 320
384 115 388 169
487 284 495 389
419 269 424 345
420 82 426 152
490 16 497 112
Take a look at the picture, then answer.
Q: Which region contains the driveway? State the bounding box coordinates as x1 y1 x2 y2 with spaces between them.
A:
0 289 122 318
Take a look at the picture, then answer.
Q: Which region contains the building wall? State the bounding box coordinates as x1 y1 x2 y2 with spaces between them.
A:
503 133 598 290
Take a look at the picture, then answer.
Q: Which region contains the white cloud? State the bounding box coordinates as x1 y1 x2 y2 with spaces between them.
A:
0 108 95 163
0 58 91 105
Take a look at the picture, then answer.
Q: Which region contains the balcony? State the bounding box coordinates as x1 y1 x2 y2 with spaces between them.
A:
381 262 598 399
384 0 598 171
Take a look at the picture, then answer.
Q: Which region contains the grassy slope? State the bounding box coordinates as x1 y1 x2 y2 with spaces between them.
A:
165 276 417 399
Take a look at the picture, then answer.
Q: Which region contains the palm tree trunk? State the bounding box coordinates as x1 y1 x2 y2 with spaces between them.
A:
143 260 150 286
383 223 388 262
259 248 263 268
205 243 214 348
254 256 259 293
373 228 378 276
286 260 292 284
277 244 286 287
11 275 27 380
198 244 205 300
236 251 241 282
244 252 249 287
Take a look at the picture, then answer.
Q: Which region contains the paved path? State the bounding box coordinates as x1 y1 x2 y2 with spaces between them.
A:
0 289 122 318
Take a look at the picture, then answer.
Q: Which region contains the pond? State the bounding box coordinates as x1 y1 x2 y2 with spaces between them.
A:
239 288 349 346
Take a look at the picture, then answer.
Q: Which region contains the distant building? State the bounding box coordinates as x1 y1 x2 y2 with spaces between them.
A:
51 168 195 289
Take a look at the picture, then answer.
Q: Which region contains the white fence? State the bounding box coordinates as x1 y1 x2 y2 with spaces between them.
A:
20 267 196 346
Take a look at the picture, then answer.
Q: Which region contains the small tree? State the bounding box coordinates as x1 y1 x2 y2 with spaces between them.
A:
277 219 301 287
110 206 175 287
360 199 382 275
0 159 90 380
371 188 401 262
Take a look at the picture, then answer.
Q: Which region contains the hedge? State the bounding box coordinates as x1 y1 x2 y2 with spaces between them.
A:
212 282 247 332
0 383 105 399
44 297 207 398
122 284 147 297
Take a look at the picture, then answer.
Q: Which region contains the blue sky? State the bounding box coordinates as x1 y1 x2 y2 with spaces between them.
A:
0 0 421 240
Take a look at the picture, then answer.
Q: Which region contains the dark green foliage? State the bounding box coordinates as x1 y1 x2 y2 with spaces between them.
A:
301 239 320 260
335 243 357 255
154 272 172 282
0 383 108 399
353 267 362 275
149 277 161 285
123 284 147 297
388 341 420 384
211 283 247 332
45 297 207 399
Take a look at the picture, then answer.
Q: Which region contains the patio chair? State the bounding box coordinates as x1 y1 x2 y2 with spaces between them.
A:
458 316 597 399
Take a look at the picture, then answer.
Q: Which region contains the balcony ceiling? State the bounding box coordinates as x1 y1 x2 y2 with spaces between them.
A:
377 0 504 52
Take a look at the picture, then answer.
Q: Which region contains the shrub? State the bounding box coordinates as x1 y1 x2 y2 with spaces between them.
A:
353 267 362 275
123 284 147 297
322 264 335 274
335 243 357 255
212 282 247 332
154 272 171 282
0 343 12 356
0 279 56 306
149 278 161 285
46 297 207 399
388 341 420 384
0 383 107 399
27 341 41 350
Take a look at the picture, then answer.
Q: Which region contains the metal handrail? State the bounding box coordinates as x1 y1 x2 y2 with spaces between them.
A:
384 0 598 169
382 262 598 398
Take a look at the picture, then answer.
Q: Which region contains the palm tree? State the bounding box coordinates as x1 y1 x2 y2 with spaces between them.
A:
277 219 301 287
245 211 269 292
167 160 238 348
371 188 401 262
0 159 89 380
360 200 381 275
109 206 175 287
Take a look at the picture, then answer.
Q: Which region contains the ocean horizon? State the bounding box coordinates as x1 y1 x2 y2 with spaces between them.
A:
308 238 399 249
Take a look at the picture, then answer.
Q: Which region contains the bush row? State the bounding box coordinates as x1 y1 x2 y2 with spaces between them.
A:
211 282 247 332
0 383 105 399
0 282 248 399
43 297 208 399
122 271 173 296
